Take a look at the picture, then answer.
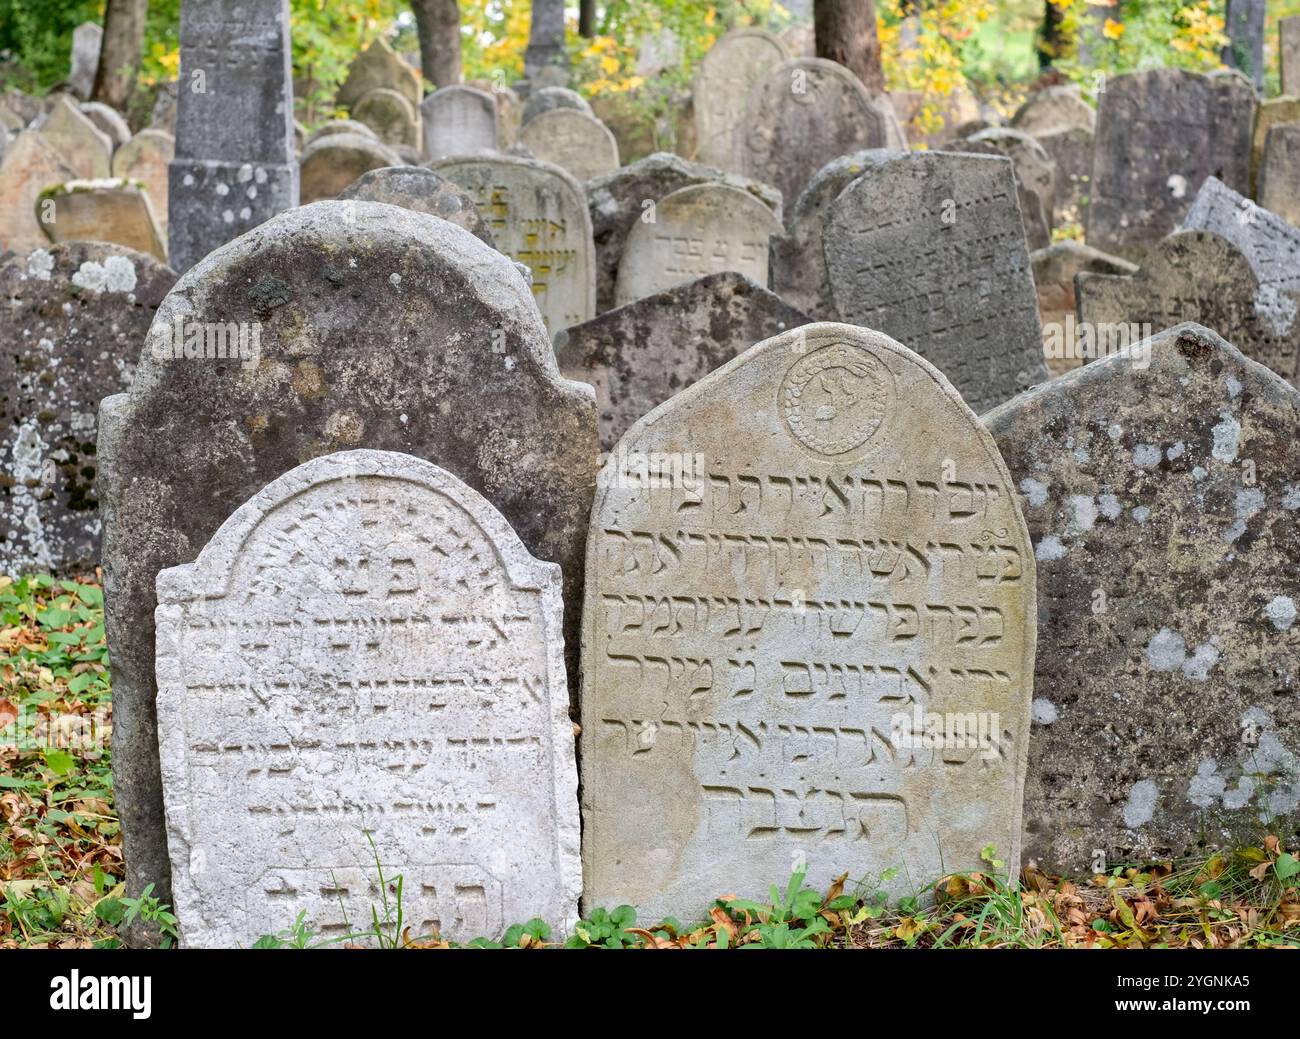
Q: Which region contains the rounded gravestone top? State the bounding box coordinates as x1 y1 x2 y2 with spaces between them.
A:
339 164 494 246
299 132 401 203
522 86 592 125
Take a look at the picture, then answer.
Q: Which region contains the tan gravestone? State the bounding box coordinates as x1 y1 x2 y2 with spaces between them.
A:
113 129 175 235
432 155 595 335
1032 241 1138 376
307 119 377 144
1010 83 1095 136
299 132 400 204
1259 124 1300 228
492 85 522 148
0 131 78 252
1250 96 1300 197
1283 17 1300 97
80 101 131 149
337 38 422 111
422 86 498 161
518 108 619 183
38 179 167 262
580 321 1035 922
613 183 783 306
694 28 788 171
39 95 112 179
353 87 421 152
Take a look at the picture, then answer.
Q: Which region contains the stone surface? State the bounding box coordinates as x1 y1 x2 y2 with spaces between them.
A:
431 155 595 335
422 86 498 161
694 27 788 171
518 108 619 183
985 323 1300 873
1 241 175 575
112 128 174 235
1250 97 1300 198
337 38 422 111
307 119 377 144
555 271 809 450
69 22 103 101
1010 83 1095 136
613 183 782 306
39 95 112 179
1034 124 1092 227
1258 124 1300 229
154 449 580 948
952 129 1055 248
1078 230 1300 387
0 132 78 253
353 87 420 152
587 152 782 314
739 57 907 210
1181 177 1300 300
1087 68 1255 261
169 0 298 275
1222 0 1265 90
581 321 1035 922
824 150 1048 414
338 165 493 246
150 80 178 135
38 179 168 262
1283 16 1300 97
1031 241 1138 376
98 201 597 925
299 132 400 204
79 102 131 149
490 85 522 148
521 86 592 125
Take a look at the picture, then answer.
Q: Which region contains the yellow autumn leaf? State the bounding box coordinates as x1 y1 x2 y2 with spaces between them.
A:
1102 18 1125 40
599 54 619 75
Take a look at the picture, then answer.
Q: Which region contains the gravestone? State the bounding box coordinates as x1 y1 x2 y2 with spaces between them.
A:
491 85 522 148
307 119 376 144
613 183 782 306
338 165 494 246
1010 83 1095 136
1087 68 1255 260
39 95 112 179
353 87 420 152
587 152 782 314
1182 177 1300 301
1223 0 1265 90
1283 16 1300 97
581 322 1035 922
951 129 1054 248
1 241 175 575
80 102 131 149
0 104 22 133
1250 97 1300 197
824 150 1048 414
1034 124 1092 227
0 132 77 253
431 156 595 335
69 22 103 100
518 108 619 183
168 0 298 275
555 272 808 450
1259 124 1300 229
38 179 167 262
112 128 174 235
1077 230 1300 387
740 57 907 209
694 28 788 171
150 80 178 135
521 86 592 125
1031 241 1137 376
422 86 498 161
98 202 597 926
985 323 1300 873
154 450 580 948
337 38 421 111
298 132 399 204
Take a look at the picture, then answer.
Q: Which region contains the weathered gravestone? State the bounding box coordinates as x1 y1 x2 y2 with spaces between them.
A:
307 119 377 144
1259 125 1300 230
587 152 782 314
951 129 1054 249
823 150 1048 414
1087 68 1255 261
488 84 522 148
0 132 77 253
1 242 176 575
431 156 595 335
693 27 788 172
613 184 782 306
1182 176 1300 302
1283 16 1300 97
520 86 592 126
1034 125 1092 227
1250 97 1300 198
38 179 167 262
1077 230 1300 387
168 0 298 275
299 132 399 204
1223 0 1265 90
154 450 580 948
150 80 178 135
740 57 907 210
98 202 597 927
985 323 1300 873
1032 241 1138 377
353 87 421 153
113 128 174 235
1010 83 1095 136
580 322 1035 921
38 95 112 179
422 86 498 161
80 102 131 149
69 22 103 101
518 108 619 183
337 38 422 112
555 271 808 450
338 165 494 246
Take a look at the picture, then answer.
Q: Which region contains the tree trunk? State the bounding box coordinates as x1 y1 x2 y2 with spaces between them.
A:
1038 0 1065 68
91 0 148 110
579 0 597 38
814 0 885 94
411 0 462 87
525 0 568 81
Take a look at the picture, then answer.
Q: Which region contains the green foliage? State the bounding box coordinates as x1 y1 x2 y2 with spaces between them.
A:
0 0 103 93
565 904 638 948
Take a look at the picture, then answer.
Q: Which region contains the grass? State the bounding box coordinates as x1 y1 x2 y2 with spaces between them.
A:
1 572 1296 949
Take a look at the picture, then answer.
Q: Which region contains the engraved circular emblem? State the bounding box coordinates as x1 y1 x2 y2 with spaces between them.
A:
781 342 890 456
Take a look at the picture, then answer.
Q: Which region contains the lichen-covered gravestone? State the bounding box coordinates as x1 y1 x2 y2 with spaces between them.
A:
824 150 1048 414
39 179 167 262
431 155 595 335
1087 68 1255 260
155 450 580 948
581 322 1035 922
1077 230 1300 387
112 129 175 235
98 202 597 929
1182 177 1300 302
984 323 1300 873
1 242 176 575
0 132 77 253
613 184 783 307
422 86 498 161
693 27 788 172
517 108 619 183
338 165 494 246
740 57 906 210
555 271 808 450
